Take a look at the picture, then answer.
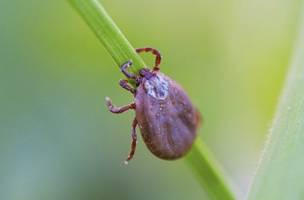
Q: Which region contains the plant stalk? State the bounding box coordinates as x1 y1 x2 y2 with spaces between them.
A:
69 0 145 83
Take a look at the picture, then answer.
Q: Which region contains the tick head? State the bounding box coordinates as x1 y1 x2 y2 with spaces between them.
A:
139 68 154 80
135 68 155 86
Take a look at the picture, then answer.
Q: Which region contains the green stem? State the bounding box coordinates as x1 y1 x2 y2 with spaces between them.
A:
248 3 304 199
68 0 236 199
69 0 145 83
186 139 236 200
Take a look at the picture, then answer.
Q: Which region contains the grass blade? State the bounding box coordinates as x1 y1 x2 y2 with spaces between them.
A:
248 3 304 199
69 0 145 78
186 139 236 200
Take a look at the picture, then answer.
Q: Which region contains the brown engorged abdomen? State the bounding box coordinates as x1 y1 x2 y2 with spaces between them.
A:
135 74 198 160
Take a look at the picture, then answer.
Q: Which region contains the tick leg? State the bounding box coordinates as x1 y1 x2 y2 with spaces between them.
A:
125 118 138 163
105 97 135 113
119 79 135 94
136 47 162 71
121 60 136 79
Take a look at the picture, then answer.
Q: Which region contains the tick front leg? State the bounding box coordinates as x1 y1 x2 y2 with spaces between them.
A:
121 60 136 79
136 47 162 71
119 79 135 94
105 97 135 113
125 118 138 164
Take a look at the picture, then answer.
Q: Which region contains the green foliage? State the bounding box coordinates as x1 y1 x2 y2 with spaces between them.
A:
69 0 145 86
186 140 235 200
248 4 304 199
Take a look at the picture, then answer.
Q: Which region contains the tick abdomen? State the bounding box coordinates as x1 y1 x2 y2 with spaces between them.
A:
135 73 197 160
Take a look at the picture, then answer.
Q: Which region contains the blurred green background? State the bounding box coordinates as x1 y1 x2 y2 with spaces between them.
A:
0 0 301 199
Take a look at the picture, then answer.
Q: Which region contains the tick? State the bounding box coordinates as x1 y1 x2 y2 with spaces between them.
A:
106 47 201 163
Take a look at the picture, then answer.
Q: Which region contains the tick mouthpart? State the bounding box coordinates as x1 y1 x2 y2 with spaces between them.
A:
139 68 154 79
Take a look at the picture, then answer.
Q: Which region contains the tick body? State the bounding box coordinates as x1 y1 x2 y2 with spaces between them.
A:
106 47 200 163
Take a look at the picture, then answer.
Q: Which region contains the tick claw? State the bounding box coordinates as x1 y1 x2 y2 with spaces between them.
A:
105 96 111 103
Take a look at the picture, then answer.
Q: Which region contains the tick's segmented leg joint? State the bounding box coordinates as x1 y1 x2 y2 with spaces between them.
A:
120 60 136 79
119 79 135 94
136 47 162 71
105 97 135 113
125 118 138 163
